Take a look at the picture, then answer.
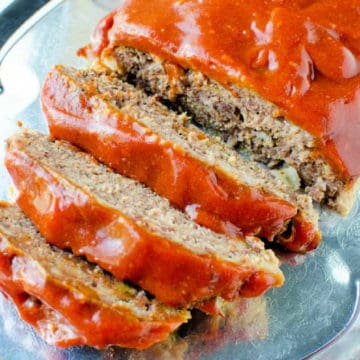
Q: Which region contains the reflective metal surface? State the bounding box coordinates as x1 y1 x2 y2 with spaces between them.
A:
0 1 359 359
0 0 50 48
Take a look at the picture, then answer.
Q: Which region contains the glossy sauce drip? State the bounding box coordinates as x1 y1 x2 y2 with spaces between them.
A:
41 67 320 252
0 280 82 348
0 203 188 349
0 248 170 349
91 0 360 179
5 142 284 309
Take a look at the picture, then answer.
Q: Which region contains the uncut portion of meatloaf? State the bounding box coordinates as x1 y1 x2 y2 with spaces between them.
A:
0 202 190 350
6 130 284 309
41 65 320 253
97 46 357 215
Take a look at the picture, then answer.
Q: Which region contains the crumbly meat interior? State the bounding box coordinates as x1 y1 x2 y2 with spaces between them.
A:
100 46 347 211
0 203 185 320
8 131 281 274
59 66 317 226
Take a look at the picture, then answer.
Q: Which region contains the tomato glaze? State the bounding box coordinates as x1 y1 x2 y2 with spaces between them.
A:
5 144 283 310
87 0 360 180
41 66 320 252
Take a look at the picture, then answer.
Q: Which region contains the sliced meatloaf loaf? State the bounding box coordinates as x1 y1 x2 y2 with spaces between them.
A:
6 130 284 309
0 202 189 349
41 65 320 253
80 1 360 215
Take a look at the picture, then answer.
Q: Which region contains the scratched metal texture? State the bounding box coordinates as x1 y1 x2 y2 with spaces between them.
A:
0 1 359 359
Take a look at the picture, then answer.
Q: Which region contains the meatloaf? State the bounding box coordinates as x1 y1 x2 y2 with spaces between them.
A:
41 65 320 253
80 0 360 215
1 292 84 348
6 130 284 309
0 202 189 349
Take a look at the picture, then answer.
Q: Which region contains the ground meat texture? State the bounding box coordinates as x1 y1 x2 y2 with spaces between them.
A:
0 202 190 350
41 65 320 253
99 46 358 215
5 130 284 309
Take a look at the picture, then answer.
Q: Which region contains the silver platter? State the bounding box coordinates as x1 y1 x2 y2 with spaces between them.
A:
0 1 359 359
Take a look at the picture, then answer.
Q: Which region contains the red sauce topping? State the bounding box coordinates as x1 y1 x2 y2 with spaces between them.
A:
0 245 180 350
5 141 284 309
90 0 360 179
41 66 320 252
0 206 187 349
0 271 83 348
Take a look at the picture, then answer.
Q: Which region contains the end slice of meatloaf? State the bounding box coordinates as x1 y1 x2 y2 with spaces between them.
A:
0 278 84 348
0 202 190 350
5 130 284 308
1 292 84 348
41 64 320 253
94 45 359 216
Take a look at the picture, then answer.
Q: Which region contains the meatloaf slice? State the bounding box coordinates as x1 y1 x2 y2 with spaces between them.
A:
5 130 284 308
0 202 189 350
41 65 320 253
95 45 359 215
0 285 83 348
